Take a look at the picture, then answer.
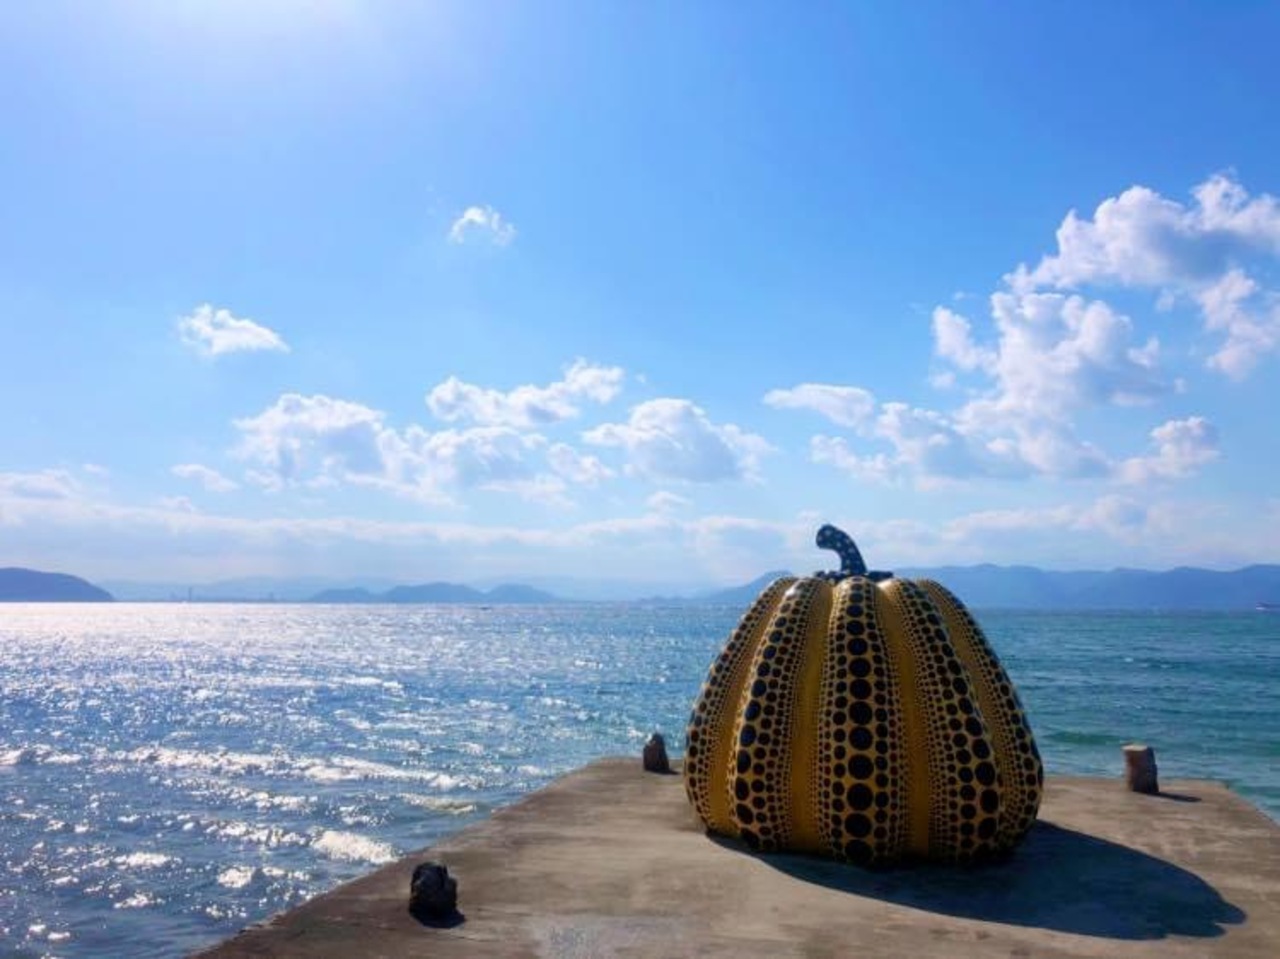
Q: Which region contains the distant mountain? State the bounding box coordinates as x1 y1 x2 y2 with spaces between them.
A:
309 587 379 604
0 568 113 602
485 583 560 604
384 582 486 603
638 571 792 606
102 576 398 602
664 564 1280 611
310 581 561 604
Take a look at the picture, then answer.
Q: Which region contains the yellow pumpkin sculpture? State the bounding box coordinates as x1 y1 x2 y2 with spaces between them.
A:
683 525 1042 866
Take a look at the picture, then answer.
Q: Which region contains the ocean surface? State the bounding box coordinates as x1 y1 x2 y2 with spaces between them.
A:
1 603 1277 958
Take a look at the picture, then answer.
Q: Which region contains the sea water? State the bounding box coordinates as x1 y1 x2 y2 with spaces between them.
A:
1 603 1276 958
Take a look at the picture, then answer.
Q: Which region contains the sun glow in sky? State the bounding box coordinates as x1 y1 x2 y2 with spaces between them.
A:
2 1 1279 589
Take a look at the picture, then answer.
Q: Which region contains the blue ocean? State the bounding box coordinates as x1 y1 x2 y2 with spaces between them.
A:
2 603 1277 958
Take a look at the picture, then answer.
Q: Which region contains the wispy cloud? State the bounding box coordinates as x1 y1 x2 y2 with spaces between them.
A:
178 305 289 357
171 463 239 493
448 205 517 246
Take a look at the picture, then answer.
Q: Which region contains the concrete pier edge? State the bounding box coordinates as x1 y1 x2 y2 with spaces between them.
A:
194 759 1280 958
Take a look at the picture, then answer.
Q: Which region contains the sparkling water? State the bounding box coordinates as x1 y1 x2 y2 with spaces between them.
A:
2 603 1276 958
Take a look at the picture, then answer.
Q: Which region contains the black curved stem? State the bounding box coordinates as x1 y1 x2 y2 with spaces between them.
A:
815 524 868 577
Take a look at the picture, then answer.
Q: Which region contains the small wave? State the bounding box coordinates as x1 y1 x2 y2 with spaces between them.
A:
217 866 257 889
114 852 176 869
399 794 479 815
0 745 83 766
312 829 396 864
1046 729 1119 747
115 893 157 909
206 820 307 849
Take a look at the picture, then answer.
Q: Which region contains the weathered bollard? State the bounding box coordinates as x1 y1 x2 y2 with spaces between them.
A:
1123 743 1159 794
643 732 670 773
409 861 458 920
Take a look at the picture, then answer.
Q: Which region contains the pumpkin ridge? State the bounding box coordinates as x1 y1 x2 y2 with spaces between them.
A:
786 580 833 852
897 580 1005 863
729 579 823 851
684 576 794 835
876 581 934 859
819 578 908 865
920 580 1044 850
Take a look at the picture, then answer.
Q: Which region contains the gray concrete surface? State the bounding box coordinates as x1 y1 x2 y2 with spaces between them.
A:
195 759 1279 958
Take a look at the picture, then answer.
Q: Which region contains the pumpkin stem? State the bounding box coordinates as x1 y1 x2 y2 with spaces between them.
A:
815 525 893 582
815 524 867 576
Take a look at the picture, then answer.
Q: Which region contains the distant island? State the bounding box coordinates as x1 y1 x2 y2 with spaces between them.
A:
633 564 1280 612
310 582 561 604
24 563 1280 610
0 568 114 602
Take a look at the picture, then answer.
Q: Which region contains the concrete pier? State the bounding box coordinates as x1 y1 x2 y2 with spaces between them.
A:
196 760 1280 958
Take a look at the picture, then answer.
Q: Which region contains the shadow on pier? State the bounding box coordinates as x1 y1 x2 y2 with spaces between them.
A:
721 821 1246 940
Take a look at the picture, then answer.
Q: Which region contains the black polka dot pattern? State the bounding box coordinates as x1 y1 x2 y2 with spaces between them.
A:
815 578 907 866
684 577 795 834
920 580 1044 851
730 578 823 852
683 572 1043 866
884 580 1003 864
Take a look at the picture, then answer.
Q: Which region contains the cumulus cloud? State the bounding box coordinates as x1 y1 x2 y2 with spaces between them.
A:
232 391 612 505
448 205 517 246
235 394 393 488
178 305 289 357
931 307 996 373
1012 173 1280 378
171 463 239 493
546 443 614 486
584 399 773 483
763 383 876 428
769 176 1274 489
1118 416 1220 485
426 360 623 428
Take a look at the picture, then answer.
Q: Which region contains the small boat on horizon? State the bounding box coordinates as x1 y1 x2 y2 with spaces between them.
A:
1256 602 1279 612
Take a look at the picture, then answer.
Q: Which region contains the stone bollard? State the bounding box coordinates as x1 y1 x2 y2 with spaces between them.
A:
643 732 670 773
409 861 457 920
1123 743 1159 794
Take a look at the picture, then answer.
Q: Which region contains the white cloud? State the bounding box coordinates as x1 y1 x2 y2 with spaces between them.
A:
546 443 614 486
427 359 623 428
584 398 773 483
970 291 1165 420
762 383 876 428
235 394 392 487
1013 174 1280 378
408 426 545 491
448 205 517 246
1194 270 1280 379
931 307 996 373
770 179 1280 489
0 470 80 501
157 495 198 513
171 463 239 493
3 472 1276 579
646 490 691 514
1118 416 1220 485
178 304 289 357
232 393 597 505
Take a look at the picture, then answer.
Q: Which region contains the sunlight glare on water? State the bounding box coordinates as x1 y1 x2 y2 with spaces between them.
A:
1 603 1276 958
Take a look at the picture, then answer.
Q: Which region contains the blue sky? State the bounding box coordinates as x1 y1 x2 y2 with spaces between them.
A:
3 1 1279 586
